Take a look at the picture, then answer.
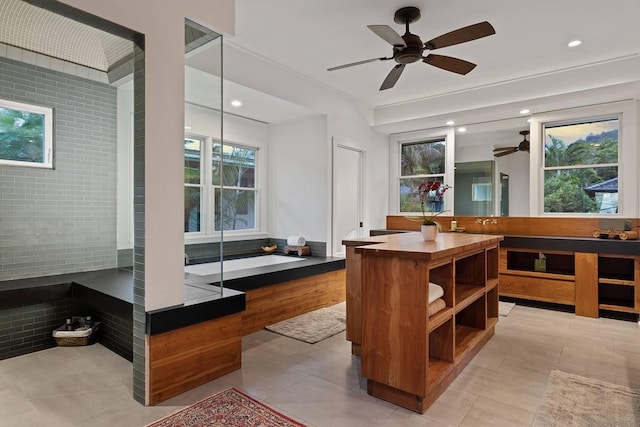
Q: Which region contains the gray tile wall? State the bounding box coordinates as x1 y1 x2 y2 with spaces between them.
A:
0 297 88 360
0 56 118 281
131 45 146 405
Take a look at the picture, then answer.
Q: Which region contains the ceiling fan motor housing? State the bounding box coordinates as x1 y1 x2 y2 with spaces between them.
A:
394 33 424 64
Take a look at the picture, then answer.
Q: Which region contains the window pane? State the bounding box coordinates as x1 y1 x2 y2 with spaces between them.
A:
212 142 256 188
184 138 201 184
214 189 256 231
544 119 618 167
544 167 618 213
399 177 445 213
184 187 201 232
401 140 446 176
0 107 45 163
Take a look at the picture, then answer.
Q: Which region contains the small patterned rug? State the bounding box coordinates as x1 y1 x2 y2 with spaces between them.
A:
146 388 306 427
499 301 515 316
534 370 640 427
265 304 346 344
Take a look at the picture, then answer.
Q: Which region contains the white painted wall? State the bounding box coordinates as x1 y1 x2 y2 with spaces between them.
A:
59 0 234 311
223 43 390 244
268 116 328 245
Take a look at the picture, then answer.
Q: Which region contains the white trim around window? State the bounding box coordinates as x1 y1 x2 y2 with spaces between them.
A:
389 127 455 215
529 101 637 217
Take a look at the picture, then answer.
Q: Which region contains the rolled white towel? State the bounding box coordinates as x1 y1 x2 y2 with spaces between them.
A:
428 282 444 304
286 235 306 246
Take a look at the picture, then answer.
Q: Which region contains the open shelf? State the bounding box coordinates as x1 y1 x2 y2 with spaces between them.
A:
486 247 498 281
507 250 574 275
455 295 486 359
429 262 454 308
428 307 453 333
455 284 485 312
598 283 634 308
598 256 635 282
428 317 454 390
455 251 486 286
487 286 499 321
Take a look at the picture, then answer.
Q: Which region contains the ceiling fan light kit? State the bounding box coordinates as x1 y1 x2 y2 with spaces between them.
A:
327 6 495 90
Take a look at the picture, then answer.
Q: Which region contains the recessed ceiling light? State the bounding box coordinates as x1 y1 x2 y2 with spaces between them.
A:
446 120 455 126
568 40 582 47
184 126 191 130
527 119 531 123
458 127 466 132
520 109 530 115
230 100 242 107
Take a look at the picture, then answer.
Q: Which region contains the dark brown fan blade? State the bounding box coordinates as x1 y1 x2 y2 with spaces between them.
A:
327 57 390 71
424 21 496 50
380 64 405 90
423 54 476 75
493 146 518 152
367 25 406 47
494 148 518 157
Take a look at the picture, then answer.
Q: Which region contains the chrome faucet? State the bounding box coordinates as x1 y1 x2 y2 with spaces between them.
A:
184 253 189 265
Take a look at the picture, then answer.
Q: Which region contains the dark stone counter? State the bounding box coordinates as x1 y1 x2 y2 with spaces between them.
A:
501 235 640 255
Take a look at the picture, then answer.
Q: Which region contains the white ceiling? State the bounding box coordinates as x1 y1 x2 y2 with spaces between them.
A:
231 0 640 123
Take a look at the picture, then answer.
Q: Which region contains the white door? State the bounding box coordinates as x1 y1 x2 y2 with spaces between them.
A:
333 143 364 257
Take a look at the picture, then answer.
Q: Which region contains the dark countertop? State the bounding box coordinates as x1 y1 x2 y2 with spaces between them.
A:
501 235 640 255
1 255 345 334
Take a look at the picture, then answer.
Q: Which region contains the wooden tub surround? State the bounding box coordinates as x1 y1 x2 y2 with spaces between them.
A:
343 232 502 413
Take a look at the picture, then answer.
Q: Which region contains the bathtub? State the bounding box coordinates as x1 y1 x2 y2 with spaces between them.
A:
185 254 305 276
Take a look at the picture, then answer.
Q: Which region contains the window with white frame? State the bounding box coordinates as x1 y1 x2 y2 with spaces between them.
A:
543 117 619 214
184 136 258 234
0 99 53 168
398 138 447 213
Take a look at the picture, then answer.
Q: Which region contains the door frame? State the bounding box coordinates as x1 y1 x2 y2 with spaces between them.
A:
331 139 365 257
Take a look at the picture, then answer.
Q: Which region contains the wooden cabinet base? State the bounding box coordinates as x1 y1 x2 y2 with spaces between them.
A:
367 326 494 413
148 313 242 405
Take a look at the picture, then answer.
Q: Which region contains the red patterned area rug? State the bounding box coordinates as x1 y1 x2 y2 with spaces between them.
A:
146 388 306 427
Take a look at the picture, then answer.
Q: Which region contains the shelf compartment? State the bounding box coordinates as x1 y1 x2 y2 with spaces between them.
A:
455 295 486 358
455 284 486 312
486 247 498 281
429 262 454 308
455 251 486 287
487 286 499 320
428 307 453 333
506 251 575 275
428 317 454 391
598 256 635 282
598 283 635 309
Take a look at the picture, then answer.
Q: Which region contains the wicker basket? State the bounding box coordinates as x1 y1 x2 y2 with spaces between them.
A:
53 323 100 347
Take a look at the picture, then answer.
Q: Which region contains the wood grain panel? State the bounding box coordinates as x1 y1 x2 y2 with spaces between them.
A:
345 246 363 353
500 274 575 304
148 313 242 405
575 252 599 317
362 256 427 396
387 216 640 238
241 270 346 335
635 258 640 313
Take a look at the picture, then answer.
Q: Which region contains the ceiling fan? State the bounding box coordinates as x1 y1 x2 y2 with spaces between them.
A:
494 130 530 157
327 6 495 90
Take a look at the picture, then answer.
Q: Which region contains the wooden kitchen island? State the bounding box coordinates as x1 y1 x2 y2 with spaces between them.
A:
343 231 503 413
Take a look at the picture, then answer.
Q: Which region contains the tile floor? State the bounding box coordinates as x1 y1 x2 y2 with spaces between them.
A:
1 304 639 427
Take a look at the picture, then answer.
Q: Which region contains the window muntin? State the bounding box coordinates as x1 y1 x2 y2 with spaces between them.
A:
184 137 203 232
543 117 619 214
0 100 53 168
212 142 256 231
399 139 446 213
185 136 259 235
